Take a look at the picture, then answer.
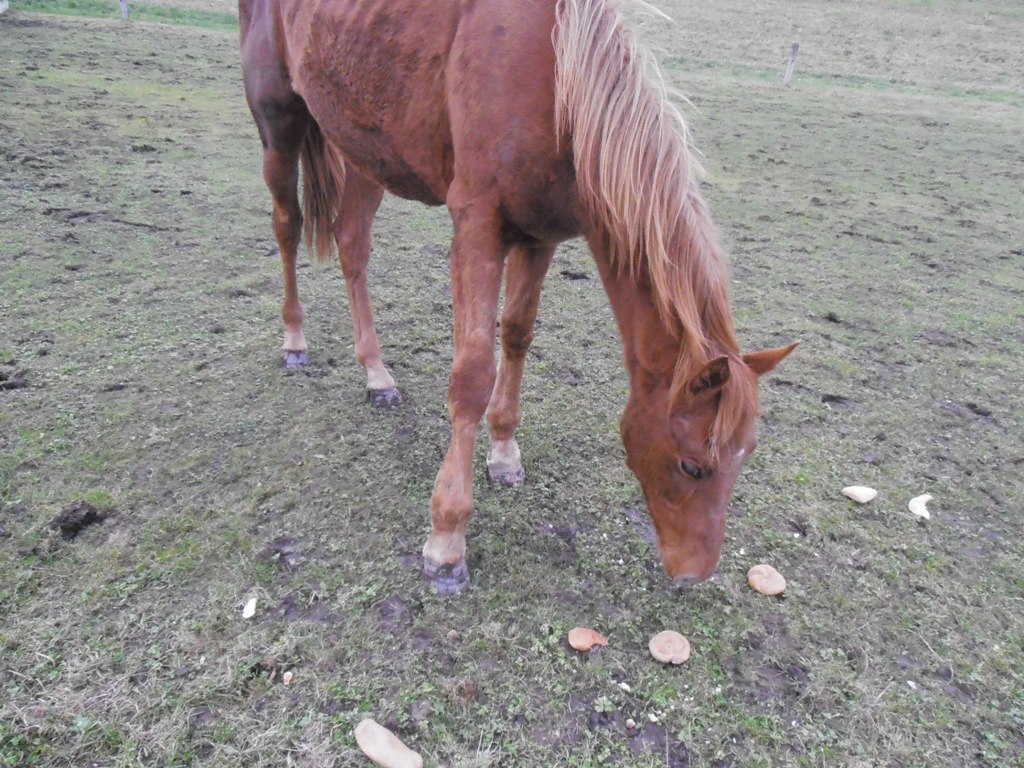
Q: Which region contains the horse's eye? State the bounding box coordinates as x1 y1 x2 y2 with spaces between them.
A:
680 461 706 480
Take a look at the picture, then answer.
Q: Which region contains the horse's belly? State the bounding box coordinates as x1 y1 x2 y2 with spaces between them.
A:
324 124 446 205
282 0 457 204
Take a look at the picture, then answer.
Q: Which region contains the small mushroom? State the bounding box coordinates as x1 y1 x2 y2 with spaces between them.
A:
282 670 293 686
908 494 932 520
568 627 608 651
842 485 877 503
354 719 423 768
648 630 691 664
747 564 786 596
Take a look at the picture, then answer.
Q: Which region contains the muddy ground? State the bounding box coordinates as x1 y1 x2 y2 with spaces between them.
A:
1 1 1022 766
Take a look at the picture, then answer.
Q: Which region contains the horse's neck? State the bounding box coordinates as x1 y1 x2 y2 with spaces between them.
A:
586 231 681 386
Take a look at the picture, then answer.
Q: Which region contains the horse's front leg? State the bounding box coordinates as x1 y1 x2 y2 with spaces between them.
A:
422 203 506 594
486 244 555 486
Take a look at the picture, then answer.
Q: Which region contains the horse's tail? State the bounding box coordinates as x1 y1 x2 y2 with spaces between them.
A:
299 121 347 264
552 0 734 363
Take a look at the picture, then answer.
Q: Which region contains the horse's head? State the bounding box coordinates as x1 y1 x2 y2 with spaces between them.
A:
621 343 796 583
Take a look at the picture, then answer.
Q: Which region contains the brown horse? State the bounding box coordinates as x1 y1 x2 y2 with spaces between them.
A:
239 0 795 593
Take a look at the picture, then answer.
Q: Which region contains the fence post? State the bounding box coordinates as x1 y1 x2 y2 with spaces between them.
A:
119 0 129 19
784 42 800 85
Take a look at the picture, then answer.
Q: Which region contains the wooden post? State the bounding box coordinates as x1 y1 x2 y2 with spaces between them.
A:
784 42 800 85
119 0 129 19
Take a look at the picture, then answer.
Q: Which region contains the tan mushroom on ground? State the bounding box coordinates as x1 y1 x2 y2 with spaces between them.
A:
568 627 608 651
648 630 691 664
747 564 786 596
354 719 423 768
842 485 877 503
909 494 932 520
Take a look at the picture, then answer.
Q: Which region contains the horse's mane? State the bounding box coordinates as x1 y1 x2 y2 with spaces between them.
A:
553 0 756 455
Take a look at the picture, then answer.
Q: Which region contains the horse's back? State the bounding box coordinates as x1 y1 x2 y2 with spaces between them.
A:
246 0 581 240
271 0 458 203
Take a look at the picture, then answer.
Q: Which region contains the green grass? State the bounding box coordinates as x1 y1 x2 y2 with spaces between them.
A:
0 723 52 766
17 0 238 29
662 58 1024 108
1 2 1022 766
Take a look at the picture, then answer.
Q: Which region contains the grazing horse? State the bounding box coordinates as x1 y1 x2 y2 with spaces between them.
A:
239 0 795 593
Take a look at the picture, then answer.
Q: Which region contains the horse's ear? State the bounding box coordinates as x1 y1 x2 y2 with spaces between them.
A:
743 342 799 376
690 356 731 396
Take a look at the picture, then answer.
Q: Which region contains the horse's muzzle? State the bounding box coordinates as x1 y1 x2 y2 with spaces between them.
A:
672 572 706 586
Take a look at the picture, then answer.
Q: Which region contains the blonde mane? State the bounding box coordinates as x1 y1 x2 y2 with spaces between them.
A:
553 0 754 454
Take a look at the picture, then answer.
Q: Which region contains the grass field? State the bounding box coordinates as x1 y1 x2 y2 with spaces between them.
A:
1 1 1022 766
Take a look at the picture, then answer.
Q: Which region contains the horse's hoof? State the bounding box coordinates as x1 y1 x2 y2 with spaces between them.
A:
283 350 309 369
422 557 469 596
368 387 403 408
488 464 525 487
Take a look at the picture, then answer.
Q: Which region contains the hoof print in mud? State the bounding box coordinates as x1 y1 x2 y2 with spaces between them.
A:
262 536 307 570
0 370 29 390
368 387 403 408
422 558 469 596
283 350 310 369
49 501 108 541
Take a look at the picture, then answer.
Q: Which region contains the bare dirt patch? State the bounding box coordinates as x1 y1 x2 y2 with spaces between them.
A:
47 501 108 540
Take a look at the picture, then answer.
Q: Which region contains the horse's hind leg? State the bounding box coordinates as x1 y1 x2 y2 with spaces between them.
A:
241 14 314 369
334 169 401 407
249 94 313 368
486 244 554 486
265 135 310 369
